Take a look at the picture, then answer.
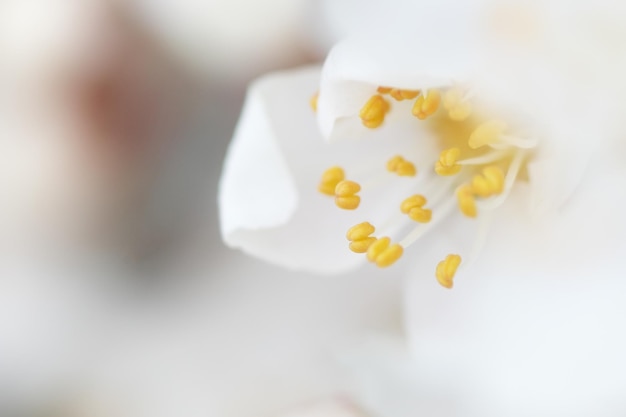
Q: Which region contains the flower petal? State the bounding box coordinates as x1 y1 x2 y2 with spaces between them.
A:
220 67 429 273
404 165 626 414
317 34 479 140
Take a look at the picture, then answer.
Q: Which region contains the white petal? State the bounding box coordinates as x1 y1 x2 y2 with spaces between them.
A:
317 34 479 140
403 165 626 414
339 337 458 417
221 67 424 273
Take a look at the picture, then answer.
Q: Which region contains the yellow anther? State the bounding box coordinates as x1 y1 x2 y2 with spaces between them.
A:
377 86 392 94
318 166 345 196
471 166 505 198
389 89 420 101
443 88 471 121
367 237 403 268
435 147 462 176
346 222 376 253
386 155 417 177
468 120 507 149
435 254 462 289
412 89 441 120
359 95 390 129
335 180 361 210
400 195 432 223
456 184 477 218
310 91 319 112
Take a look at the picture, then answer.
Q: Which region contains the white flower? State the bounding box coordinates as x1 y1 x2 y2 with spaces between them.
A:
219 3 625 286
220 3 626 414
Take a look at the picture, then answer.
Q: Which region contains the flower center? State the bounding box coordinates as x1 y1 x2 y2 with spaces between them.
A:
314 85 533 288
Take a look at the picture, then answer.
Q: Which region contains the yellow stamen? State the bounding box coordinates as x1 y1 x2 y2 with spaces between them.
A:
318 166 345 196
471 166 505 198
443 89 472 121
360 95 390 129
468 120 507 149
386 155 417 176
400 195 432 223
456 184 477 218
346 222 377 253
310 92 319 112
389 89 420 101
436 254 461 289
412 89 441 120
377 86 392 94
335 180 361 210
435 147 462 176
367 237 403 268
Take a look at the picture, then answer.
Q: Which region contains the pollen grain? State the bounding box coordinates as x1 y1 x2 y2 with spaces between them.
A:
387 155 417 176
435 147 462 176
318 166 345 196
443 88 472 121
346 222 377 253
367 237 403 268
456 184 477 218
436 254 462 289
471 166 505 198
360 95 390 128
400 195 432 223
412 89 441 120
335 180 361 210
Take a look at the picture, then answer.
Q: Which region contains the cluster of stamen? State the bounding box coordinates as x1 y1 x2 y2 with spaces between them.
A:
454 166 505 218
316 82 530 288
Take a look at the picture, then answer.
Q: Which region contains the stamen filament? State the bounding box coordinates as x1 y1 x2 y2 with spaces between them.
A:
399 196 457 247
498 135 539 149
458 149 511 166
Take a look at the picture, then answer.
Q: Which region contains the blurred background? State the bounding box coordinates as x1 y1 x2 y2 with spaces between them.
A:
0 0 403 416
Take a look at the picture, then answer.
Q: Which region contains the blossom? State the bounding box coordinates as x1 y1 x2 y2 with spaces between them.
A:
220 2 626 414
219 3 623 286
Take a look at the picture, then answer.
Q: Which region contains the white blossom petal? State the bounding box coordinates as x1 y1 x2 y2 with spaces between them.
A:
220 67 435 273
317 35 478 140
403 163 626 415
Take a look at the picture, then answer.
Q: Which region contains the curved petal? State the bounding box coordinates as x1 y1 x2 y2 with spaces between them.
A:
403 165 626 414
317 34 479 140
220 67 437 273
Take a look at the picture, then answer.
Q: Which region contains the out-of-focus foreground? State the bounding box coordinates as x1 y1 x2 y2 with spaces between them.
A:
0 1 403 416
